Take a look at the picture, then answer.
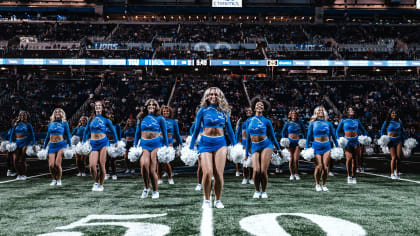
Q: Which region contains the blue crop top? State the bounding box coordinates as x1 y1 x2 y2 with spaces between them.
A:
43 121 72 149
235 118 249 143
72 125 87 137
306 119 338 148
134 114 169 147
245 116 281 156
9 122 36 145
190 105 236 150
123 126 136 138
336 118 367 137
106 124 121 140
165 118 183 147
82 115 119 142
281 120 306 138
380 120 407 139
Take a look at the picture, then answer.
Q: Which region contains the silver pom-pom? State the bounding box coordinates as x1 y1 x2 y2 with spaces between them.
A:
71 136 80 146
6 142 17 152
338 137 349 148
365 147 374 155
381 146 390 154
37 149 48 160
281 149 291 161
26 145 40 157
402 147 412 158
271 151 283 166
180 147 199 166
229 144 245 164
79 142 92 156
358 135 372 146
280 138 290 148
301 148 314 161
242 157 253 168
116 140 127 157
157 146 176 163
377 135 390 147
0 141 9 152
107 140 127 158
331 147 344 160
298 139 306 149
404 138 418 150
64 148 75 159
128 147 143 162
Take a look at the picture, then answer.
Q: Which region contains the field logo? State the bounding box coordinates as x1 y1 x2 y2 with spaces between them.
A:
38 214 170 236
240 213 366 236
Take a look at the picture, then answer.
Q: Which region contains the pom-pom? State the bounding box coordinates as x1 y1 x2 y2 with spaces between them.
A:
280 138 290 148
331 147 344 160
128 147 142 162
338 137 349 148
79 142 92 156
402 147 412 158
281 149 291 162
301 148 314 161
381 146 390 154
71 136 80 146
358 135 372 146
0 141 9 152
242 157 252 168
377 135 390 147
229 144 245 164
6 142 17 152
157 146 176 163
64 148 75 159
180 147 199 166
37 149 48 160
404 138 418 150
365 147 374 155
271 151 283 166
26 145 40 157
298 139 306 149
107 140 127 158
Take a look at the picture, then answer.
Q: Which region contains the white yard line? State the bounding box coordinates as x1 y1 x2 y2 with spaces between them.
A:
0 167 77 184
200 195 213 236
362 172 420 184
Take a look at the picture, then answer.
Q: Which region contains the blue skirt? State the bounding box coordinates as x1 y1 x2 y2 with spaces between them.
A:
250 138 273 155
198 135 226 154
288 137 299 148
141 137 162 152
48 140 67 154
344 136 359 149
90 137 109 152
313 140 331 155
388 136 402 148
16 137 31 149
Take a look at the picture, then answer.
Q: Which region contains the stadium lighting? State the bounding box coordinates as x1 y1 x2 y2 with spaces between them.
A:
194 68 199 71
375 68 381 72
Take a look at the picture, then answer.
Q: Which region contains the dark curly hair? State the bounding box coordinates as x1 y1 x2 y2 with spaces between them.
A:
250 96 271 116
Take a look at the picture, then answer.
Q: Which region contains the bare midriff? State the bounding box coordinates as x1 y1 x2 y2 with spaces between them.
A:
142 132 160 139
314 137 329 142
387 132 399 138
288 134 300 139
126 137 134 141
203 128 223 137
16 134 27 139
251 135 266 143
344 131 357 138
50 135 63 142
91 133 106 140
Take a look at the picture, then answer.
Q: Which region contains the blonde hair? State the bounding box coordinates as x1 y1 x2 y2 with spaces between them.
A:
50 108 67 122
199 87 231 114
310 106 328 122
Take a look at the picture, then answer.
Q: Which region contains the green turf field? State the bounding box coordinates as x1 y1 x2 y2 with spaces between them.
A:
1 170 420 236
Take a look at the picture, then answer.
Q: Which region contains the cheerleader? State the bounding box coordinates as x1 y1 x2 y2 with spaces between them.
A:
43 108 72 186
380 110 407 179
158 105 182 185
281 110 306 180
82 101 119 191
190 87 236 208
72 116 88 176
122 118 136 174
245 98 281 199
105 112 121 180
235 107 253 184
336 107 367 184
134 99 169 199
9 111 36 180
305 106 338 192
5 120 17 176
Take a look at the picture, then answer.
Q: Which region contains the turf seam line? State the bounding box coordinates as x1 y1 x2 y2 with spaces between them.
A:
0 167 77 184
362 172 420 184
